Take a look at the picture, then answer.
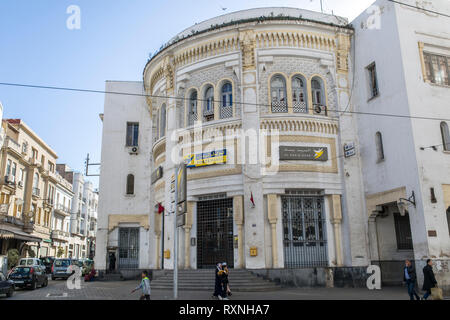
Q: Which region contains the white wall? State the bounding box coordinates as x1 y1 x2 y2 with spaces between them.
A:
96 81 154 271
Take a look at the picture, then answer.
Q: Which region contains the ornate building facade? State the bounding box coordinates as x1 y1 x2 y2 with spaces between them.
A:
96 8 370 275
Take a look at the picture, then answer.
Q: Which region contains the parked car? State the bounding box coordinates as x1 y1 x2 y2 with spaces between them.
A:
8 265 48 290
0 272 14 297
17 258 43 267
51 259 79 280
40 257 55 274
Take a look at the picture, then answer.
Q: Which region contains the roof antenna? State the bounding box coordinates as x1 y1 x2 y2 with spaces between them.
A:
310 0 324 13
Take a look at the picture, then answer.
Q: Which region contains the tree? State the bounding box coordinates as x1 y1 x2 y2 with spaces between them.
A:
27 247 36 258
7 249 19 269
57 247 65 258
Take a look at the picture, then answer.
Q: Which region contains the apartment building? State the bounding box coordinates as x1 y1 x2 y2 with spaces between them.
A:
0 119 58 257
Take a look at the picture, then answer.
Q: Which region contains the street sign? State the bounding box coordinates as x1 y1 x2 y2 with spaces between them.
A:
176 163 187 213
279 146 328 161
344 142 355 152
345 149 356 158
151 166 163 184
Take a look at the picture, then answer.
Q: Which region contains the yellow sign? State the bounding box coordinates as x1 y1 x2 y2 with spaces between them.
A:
250 247 258 257
164 250 170 259
184 149 227 168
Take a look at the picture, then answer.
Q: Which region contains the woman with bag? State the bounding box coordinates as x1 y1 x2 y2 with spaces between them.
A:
422 259 438 300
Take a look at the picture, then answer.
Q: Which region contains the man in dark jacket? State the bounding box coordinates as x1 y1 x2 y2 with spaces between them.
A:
403 259 420 300
422 259 437 300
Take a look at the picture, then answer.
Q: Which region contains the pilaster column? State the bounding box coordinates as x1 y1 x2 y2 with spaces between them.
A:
233 196 244 269
328 194 343 266
267 194 279 268
183 201 194 269
154 211 162 269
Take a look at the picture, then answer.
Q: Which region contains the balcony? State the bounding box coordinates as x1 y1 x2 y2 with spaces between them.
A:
43 198 54 209
4 137 21 155
2 175 16 188
0 213 24 227
54 204 70 217
51 230 70 242
32 187 40 198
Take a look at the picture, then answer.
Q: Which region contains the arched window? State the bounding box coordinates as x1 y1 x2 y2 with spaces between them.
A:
154 113 159 140
220 82 233 119
203 86 214 121
311 77 325 105
292 76 308 113
188 90 198 126
376 132 385 161
311 77 327 115
160 104 166 138
440 122 450 151
271 75 287 112
126 174 134 195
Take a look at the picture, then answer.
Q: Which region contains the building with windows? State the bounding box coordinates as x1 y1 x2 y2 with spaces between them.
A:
96 8 370 280
352 0 450 289
0 119 58 257
56 165 98 260
50 172 73 258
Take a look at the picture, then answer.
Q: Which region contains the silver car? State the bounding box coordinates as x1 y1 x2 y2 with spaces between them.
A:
51 259 78 280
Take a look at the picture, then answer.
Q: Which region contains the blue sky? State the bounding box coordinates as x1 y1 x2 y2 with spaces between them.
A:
0 0 374 187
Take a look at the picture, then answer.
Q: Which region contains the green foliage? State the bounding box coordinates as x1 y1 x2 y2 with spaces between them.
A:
7 249 19 269
57 247 64 258
27 247 36 258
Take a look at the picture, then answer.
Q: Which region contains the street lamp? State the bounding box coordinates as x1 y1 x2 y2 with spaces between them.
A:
397 191 416 216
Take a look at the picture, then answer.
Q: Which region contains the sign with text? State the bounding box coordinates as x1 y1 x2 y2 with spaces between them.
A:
151 166 163 184
176 163 187 216
184 149 227 168
279 146 328 161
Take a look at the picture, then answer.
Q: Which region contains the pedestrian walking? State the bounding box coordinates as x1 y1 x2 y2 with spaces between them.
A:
222 262 231 297
213 262 225 300
422 259 438 300
403 259 420 300
131 270 151 300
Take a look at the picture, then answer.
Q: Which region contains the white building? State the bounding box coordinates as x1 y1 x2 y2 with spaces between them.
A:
56 165 98 260
352 0 450 289
96 8 371 282
50 172 73 257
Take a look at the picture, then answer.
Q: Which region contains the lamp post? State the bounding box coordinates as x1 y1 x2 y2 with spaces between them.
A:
397 191 416 216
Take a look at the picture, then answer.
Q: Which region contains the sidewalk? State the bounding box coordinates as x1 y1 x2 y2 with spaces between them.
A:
8 279 445 300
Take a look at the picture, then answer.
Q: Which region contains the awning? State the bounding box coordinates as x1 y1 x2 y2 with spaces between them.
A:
0 226 42 242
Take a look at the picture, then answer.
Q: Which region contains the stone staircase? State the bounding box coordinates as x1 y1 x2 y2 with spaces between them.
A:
150 269 280 292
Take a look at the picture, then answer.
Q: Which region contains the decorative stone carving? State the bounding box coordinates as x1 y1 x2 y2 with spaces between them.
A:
239 30 256 71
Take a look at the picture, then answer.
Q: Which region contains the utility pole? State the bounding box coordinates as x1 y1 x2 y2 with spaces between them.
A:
173 169 178 300
85 153 100 177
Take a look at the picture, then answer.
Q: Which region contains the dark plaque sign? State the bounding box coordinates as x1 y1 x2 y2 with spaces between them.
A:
279 146 328 161
151 166 163 184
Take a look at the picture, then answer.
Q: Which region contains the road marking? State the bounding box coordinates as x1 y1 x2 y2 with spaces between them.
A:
46 292 68 298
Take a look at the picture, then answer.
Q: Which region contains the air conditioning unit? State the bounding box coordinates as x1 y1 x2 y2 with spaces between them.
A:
128 146 139 154
313 104 327 115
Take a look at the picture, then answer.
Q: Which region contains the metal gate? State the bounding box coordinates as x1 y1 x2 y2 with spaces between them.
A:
118 228 139 269
282 195 328 268
197 197 234 269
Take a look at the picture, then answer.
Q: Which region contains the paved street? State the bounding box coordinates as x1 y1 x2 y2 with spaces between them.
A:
2 276 444 300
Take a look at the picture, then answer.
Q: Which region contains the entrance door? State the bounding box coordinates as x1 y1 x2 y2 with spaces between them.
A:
282 195 328 268
118 228 139 269
197 198 234 268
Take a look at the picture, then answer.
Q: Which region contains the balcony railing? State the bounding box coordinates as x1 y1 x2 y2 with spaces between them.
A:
4 137 21 154
55 204 71 214
271 100 288 113
32 187 40 197
51 230 70 240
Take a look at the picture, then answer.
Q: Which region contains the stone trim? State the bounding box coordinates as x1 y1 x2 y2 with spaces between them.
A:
108 214 149 231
